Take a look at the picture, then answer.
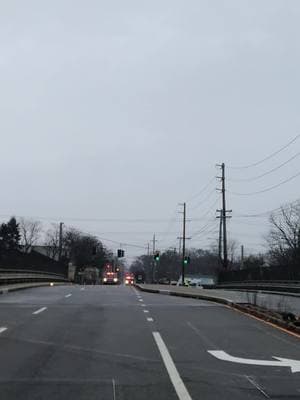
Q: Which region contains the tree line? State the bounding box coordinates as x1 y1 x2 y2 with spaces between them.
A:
0 217 113 271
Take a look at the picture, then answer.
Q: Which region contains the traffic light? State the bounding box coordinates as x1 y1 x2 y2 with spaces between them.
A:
183 256 190 265
117 249 125 258
154 252 160 261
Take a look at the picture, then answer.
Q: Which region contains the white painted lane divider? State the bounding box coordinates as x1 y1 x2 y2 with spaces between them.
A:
147 318 154 322
143 310 149 313
141 304 146 307
33 307 47 315
0 327 7 334
65 294 72 298
153 332 192 400
139 299 143 302
208 350 300 374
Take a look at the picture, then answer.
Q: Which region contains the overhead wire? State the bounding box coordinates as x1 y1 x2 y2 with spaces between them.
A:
228 151 300 182
228 133 300 170
186 176 216 203
228 171 300 196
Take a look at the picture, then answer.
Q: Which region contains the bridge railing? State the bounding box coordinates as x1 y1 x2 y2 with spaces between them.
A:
0 268 68 285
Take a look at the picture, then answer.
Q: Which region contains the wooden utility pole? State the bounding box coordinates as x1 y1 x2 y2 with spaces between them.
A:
178 203 187 286
58 222 64 262
216 163 231 269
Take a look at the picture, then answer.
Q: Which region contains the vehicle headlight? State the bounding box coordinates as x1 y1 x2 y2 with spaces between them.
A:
125 280 128 284
50 282 54 287
113 278 118 282
103 278 107 282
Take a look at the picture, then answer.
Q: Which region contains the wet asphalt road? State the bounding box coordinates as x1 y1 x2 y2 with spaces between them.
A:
0 284 299 399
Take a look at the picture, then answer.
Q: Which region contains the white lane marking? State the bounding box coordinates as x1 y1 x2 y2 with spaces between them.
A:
112 378 116 400
141 304 146 307
245 376 270 399
65 294 72 298
147 318 154 322
80 288 85 291
139 299 143 302
153 332 192 400
0 327 8 334
33 307 47 315
143 310 149 313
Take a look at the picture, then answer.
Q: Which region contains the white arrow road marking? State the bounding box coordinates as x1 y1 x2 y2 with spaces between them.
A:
208 350 300 373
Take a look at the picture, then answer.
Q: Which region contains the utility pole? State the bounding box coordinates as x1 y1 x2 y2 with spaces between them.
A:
241 245 244 270
152 234 157 255
147 243 150 256
58 222 64 262
216 163 232 269
217 210 223 262
152 234 158 283
178 203 187 286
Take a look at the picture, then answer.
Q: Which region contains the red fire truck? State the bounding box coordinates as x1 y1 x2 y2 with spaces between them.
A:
102 271 119 284
102 264 119 285
124 272 134 285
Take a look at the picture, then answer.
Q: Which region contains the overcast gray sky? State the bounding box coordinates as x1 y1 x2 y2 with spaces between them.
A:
1 1 300 261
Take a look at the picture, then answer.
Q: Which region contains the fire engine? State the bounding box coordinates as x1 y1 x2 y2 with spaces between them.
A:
124 272 134 285
102 264 119 285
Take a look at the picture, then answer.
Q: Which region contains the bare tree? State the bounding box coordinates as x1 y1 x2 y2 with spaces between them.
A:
44 224 61 260
19 218 42 253
267 201 300 268
229 239 238 264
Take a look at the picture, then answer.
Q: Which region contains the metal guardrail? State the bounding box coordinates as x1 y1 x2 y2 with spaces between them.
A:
0 269 67 285
217 280 300 294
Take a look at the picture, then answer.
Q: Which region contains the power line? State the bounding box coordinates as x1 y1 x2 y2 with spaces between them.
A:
228 151 300 182
186 176 216 202
189 188 217 211
190 218 217 239
228 171 300 196
228 133 300 170
235 198 300 218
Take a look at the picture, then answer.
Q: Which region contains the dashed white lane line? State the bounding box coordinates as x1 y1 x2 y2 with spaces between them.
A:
139 299 143 302
153 332 193 400
143 310 149 313
80 288 85 291
147 317 154 322
141 304 146 307
65 294 72 298
33 307 47 315
0 327 7 334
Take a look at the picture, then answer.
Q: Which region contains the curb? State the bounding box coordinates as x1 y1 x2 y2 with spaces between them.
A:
135 284 300 337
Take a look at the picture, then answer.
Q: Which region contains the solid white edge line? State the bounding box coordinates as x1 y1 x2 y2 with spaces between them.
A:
152 332 193 400
33 307 47 315
0 327 7 334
